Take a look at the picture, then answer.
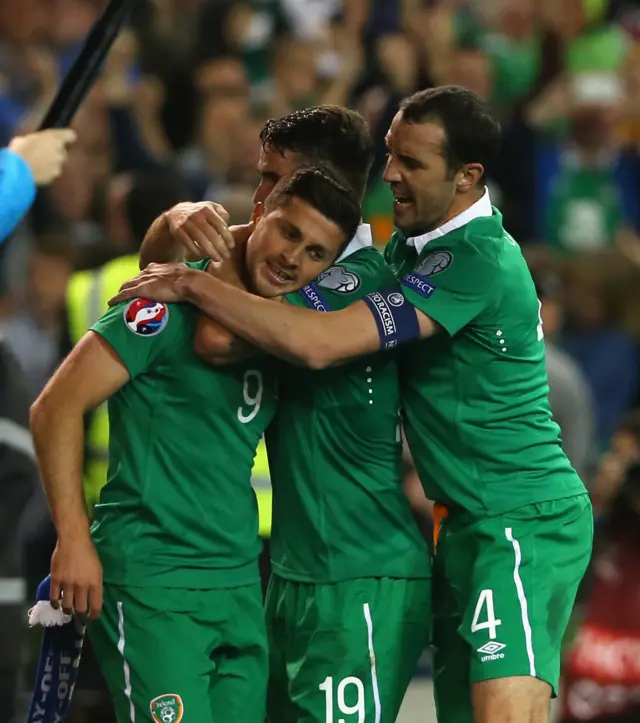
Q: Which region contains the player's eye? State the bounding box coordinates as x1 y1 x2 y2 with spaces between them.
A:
308 248 325 261
401 157 419 170
279 220 299 241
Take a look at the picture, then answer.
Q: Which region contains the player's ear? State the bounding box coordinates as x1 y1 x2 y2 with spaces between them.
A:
457 164 484 193
252 202 265 224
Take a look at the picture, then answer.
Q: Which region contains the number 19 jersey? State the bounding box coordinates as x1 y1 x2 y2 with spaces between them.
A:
266 247 430 583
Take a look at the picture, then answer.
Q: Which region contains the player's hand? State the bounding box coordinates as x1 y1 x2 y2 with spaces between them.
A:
166 201 235 263
8 128 77 186
109 262 198 306
50 532 103 620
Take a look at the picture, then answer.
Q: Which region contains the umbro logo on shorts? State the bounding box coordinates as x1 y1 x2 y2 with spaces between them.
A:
477 641 507 662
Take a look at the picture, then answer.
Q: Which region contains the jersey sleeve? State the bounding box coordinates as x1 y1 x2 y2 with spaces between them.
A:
400 239 499 336
90 299 185 379
287 249 396 312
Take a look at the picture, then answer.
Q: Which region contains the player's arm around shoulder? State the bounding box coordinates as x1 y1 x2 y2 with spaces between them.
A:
108 251 438 370
280 248 440 368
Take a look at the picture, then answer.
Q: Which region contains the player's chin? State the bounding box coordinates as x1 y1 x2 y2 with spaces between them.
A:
253 274 296 299
392 200 417 229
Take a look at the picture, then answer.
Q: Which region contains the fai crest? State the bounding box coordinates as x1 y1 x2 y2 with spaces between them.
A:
416 250 453 277
317 266 361 293
150 694 184 723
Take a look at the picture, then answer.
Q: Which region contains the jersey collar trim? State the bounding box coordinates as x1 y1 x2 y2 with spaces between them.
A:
406 189 493 255
336 223 373 263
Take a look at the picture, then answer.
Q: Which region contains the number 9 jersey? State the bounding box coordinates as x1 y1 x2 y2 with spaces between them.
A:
89 293 278 589
87 259 278 723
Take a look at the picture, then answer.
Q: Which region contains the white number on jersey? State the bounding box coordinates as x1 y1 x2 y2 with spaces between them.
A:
471 589 502 640
536 299 544 341
237 370 264 424
319 676 366 723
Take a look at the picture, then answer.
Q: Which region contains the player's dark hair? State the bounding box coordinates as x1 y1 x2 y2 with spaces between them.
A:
266 168 361 251
400 86 502 178
259 106 373 202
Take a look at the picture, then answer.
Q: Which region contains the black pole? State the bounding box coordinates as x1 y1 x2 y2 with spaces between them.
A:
39 0 138 130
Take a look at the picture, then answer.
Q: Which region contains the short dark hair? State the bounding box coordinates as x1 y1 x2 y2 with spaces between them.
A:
400 86 502 176
266 168 361 251
259 106 373 201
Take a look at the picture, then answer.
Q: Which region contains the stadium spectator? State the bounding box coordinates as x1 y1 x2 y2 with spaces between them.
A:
0 337 39 720
536 270 597 482
560 458 640 723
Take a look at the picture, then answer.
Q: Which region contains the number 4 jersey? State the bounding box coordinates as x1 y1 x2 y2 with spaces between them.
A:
384 204 586 517
90 282 278 589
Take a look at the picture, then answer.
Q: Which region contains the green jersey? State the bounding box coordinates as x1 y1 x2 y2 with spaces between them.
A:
90 288 278 589
267 244 430 583
384 202 586 517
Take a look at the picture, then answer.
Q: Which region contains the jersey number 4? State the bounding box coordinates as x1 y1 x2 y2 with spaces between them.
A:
237 370 263 424
471 589 502 640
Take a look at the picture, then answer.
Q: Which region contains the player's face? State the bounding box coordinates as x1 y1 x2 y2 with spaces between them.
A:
253 147 298 204
383 112 459 235
245 196 346 298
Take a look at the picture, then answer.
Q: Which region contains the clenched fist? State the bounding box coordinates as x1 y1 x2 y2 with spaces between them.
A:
9 128 77 186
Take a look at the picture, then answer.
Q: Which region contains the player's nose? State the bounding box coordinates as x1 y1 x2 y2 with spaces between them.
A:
383 156 401 184
278 246 300 269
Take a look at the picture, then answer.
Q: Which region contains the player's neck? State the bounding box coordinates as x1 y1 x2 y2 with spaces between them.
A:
442 187 485 226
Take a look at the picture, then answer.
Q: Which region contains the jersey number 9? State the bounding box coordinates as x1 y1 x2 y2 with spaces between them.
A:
237 370 263 424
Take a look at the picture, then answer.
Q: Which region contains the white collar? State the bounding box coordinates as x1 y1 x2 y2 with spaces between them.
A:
336 223 373 263
407 189 493 255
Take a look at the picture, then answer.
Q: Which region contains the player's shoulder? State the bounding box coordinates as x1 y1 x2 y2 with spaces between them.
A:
443 213 514 266
94 297 192 341
318 247 393 295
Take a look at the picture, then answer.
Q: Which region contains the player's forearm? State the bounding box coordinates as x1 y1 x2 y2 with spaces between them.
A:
183 271 339 368
139 212 185 269
30 398 90 540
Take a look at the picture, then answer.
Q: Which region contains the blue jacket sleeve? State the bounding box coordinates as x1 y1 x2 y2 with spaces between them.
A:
0 148 36 244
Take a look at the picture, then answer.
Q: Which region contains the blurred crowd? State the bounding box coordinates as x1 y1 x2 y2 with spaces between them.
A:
1 0 640 721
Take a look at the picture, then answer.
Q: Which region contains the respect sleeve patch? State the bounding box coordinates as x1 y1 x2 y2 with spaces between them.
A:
401 272 436 300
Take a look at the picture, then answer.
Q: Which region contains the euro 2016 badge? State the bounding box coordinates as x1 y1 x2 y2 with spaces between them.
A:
150 693 184 723
124 298 169 336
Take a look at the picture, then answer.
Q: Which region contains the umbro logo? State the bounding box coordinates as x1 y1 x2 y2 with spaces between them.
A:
477 641 506 662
